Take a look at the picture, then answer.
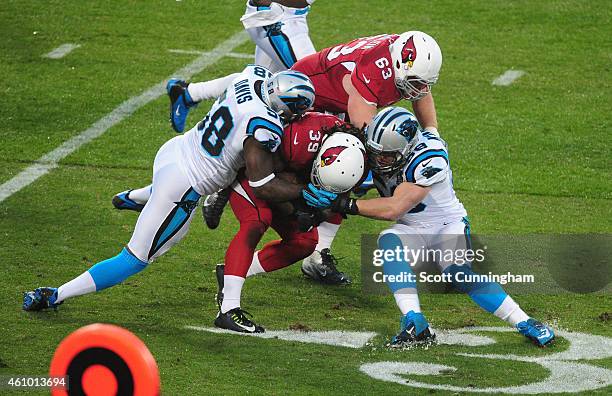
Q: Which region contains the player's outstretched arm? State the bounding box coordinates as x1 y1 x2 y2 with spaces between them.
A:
412 93 438 131
333 182 430 221
244 137 304 202
342 75 378 129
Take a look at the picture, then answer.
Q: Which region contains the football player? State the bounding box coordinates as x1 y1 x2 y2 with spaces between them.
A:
202 31 443 283
22 68 336 326
330 107 555 347
112 114 364 332
215 118 366 332
168 0 317 133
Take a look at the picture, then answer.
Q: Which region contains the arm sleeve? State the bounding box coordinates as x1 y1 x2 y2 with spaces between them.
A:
350 66 379 106
405 155 449 187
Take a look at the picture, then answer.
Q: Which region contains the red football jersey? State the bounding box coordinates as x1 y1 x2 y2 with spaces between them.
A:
292 34 402 114
280 112 344 174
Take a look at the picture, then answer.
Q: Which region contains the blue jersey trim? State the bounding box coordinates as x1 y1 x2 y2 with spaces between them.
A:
268 31 298 68
405 149 448 183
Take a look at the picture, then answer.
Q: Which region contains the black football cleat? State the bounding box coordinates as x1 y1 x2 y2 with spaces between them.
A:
301 249 352 285
389 311 436 348
202 188 231 230
214 308 265 333
215 263 224 311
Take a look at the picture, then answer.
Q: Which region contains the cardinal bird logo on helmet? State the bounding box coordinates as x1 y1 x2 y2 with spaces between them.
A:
401 36 417 67
320 146 347 167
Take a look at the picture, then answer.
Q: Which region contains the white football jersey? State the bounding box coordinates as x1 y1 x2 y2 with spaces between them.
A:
241 0 313 29
177 65 284 195
373 130 467 226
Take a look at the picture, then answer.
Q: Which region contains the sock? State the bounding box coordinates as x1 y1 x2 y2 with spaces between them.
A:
246 251 265 277
128 185 152 204
379 233 421 314
393 288 421 315
221 275 245 313
314 221 340 251
494 295 530 326
56 271 96 303
187 73 241 102
88 248 148 291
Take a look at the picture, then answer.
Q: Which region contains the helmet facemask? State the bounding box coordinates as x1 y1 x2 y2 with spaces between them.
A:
365 109 420 174
366 143 412 174
395 75 437 101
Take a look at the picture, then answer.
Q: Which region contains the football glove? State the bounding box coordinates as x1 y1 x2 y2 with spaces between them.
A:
302 183 337 208
331 194 359 215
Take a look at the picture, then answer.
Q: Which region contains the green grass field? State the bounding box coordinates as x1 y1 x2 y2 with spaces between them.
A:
1 1 610 394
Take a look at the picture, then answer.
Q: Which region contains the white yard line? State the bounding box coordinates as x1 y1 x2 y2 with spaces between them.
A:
492 70 525 86
0 31 249 203
43 43 81 59
169 49 254 59
185 326 377 349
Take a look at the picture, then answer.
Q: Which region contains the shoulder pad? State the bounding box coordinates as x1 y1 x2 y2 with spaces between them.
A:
246 116 284 152
404 149 449 186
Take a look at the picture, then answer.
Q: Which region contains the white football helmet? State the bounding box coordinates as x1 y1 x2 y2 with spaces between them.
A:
266 70 315 122
389 31 442 101
311 132 366 194
365 107 420 173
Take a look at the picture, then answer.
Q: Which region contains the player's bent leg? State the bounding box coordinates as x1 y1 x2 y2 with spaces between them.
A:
378 229 435 347
112 185 152 212
167 79 197 133
214 181 271 333
187 73 240 103
249 218 318 276
436 219 554 346
24 138 200 311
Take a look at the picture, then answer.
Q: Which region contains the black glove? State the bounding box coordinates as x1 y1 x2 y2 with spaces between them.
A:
296 208 327 232
331 195 359 216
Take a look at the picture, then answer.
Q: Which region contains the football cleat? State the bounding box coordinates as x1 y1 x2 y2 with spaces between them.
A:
301 249 352 285
389 311 436 348
214 308 265 334
202 188 231 230
22 287 62 311
517 318 555 347
167 79 196 133
215 263 224 311
112 190 145 212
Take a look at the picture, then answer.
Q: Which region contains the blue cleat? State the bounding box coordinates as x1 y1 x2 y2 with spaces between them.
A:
23 287 61 311
112 190 145 212
517 318 555 347
389 310 436 347
167 79 196 133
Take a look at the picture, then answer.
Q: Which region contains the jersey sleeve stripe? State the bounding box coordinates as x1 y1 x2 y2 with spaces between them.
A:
246 117 284 137
405 149 448 183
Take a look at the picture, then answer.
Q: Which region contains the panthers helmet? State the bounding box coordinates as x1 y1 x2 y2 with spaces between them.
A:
365 107 420 173
389 31 442 101
311 132 366 194
266 71 315 122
